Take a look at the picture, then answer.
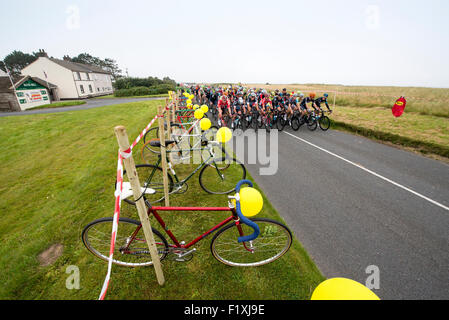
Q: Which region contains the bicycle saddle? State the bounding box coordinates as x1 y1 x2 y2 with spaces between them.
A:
149 140 176 148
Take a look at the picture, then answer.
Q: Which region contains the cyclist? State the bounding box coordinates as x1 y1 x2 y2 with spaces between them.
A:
299 93 312 117
217 92 231 126
314 93 333 113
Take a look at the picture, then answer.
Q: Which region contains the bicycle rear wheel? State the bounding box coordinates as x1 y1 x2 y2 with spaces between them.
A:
199 157 246 194
82 217 169 267
210 218 292 267
307 117 318 131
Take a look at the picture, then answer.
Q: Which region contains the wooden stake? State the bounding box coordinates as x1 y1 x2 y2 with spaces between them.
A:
114 126 165 286
333 90 337 109
157 105 170 207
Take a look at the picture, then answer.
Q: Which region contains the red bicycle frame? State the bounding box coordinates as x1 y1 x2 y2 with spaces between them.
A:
124 205 249 251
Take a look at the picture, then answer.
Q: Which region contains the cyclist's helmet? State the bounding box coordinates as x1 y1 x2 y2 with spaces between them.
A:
299 93 305 98
324 93 329 98
309 92 316 99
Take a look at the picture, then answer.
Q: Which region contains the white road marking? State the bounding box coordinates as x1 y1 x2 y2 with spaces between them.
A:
284 131 449 212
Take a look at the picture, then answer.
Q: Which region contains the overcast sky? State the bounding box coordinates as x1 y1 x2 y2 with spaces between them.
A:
1 0 448 87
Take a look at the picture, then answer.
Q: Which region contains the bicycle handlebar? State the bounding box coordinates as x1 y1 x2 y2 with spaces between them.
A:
234 180 260 243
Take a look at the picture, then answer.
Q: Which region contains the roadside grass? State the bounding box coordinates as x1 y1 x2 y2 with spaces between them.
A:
0 100 323 299
27 100 86 110
331 106 449 158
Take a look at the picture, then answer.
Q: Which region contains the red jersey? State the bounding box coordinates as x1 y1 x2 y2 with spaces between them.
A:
218 97 231 109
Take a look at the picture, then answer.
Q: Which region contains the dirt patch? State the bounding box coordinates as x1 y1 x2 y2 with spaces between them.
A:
37 243 64 267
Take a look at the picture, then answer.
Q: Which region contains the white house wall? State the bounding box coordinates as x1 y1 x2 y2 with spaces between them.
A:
21 57 78 99
92 73 113 95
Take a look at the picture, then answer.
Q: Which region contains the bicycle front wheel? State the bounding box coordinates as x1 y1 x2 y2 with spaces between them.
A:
82 217 169 267
319 116 331 131
211 218 292 267
199 157 246 194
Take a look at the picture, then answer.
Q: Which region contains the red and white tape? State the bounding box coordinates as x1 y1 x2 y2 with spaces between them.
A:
98 151 124 300
98 107 170 300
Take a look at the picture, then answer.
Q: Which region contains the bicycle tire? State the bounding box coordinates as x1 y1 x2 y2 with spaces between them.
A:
291 116 301 131
307 118 318 131
121 164 174 205
319 116 331 131
210 218 292 267
199 157 246 194
82 217 169 267
143 123 182 144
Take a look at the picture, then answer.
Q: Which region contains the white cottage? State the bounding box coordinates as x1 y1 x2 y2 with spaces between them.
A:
21 55 114 100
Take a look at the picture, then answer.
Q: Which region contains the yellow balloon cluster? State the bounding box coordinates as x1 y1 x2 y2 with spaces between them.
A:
200 118 211 131
216 127 232 143
311 278 380 300
194 109 204 120
201 105 209 113
239 187 263 217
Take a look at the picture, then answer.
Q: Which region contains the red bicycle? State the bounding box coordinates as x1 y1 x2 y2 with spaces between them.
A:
82 180 292 267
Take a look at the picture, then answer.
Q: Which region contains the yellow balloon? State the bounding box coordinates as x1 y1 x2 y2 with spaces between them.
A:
311 278 380 300
193 104 200 110
216 127 232 143
200 118 212 131
194 109 204 120
186 99 192 104
201 105 209 113
190 94 194 100
239 187 263 217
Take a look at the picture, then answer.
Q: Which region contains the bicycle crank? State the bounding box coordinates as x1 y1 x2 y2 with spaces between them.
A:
170 248 196 262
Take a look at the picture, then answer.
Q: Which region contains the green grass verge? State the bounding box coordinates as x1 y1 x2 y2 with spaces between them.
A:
27 100 86 110
0 100 324 300
331 106 449 159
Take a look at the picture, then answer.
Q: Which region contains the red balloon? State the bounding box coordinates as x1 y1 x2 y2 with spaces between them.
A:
392 97 407 118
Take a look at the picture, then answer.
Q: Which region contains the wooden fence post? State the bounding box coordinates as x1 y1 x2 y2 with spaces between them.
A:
114 126 165 286
157 105 170 207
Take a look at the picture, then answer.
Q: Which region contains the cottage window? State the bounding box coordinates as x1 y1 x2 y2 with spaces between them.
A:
80 85 85 94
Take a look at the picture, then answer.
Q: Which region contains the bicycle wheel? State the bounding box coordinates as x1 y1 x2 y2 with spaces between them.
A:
264 116 271 133
291 116 301 131
319 116 331 131
307 117 318 131
82 217 169 267
121 164 174 205
143 127 159 144
276 115 286 131
210 218 292 267
199 157 246 194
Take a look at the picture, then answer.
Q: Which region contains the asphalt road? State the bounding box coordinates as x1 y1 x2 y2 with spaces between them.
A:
234 126 449 300
0 97 165 117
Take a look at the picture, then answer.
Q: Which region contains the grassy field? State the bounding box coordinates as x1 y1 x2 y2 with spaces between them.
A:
245 83 449 159
27 100 86 110
0 100 323 300
250 83 449 118
95 93 169 99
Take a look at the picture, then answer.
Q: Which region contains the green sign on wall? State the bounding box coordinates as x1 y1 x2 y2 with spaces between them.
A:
17 79 46 90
